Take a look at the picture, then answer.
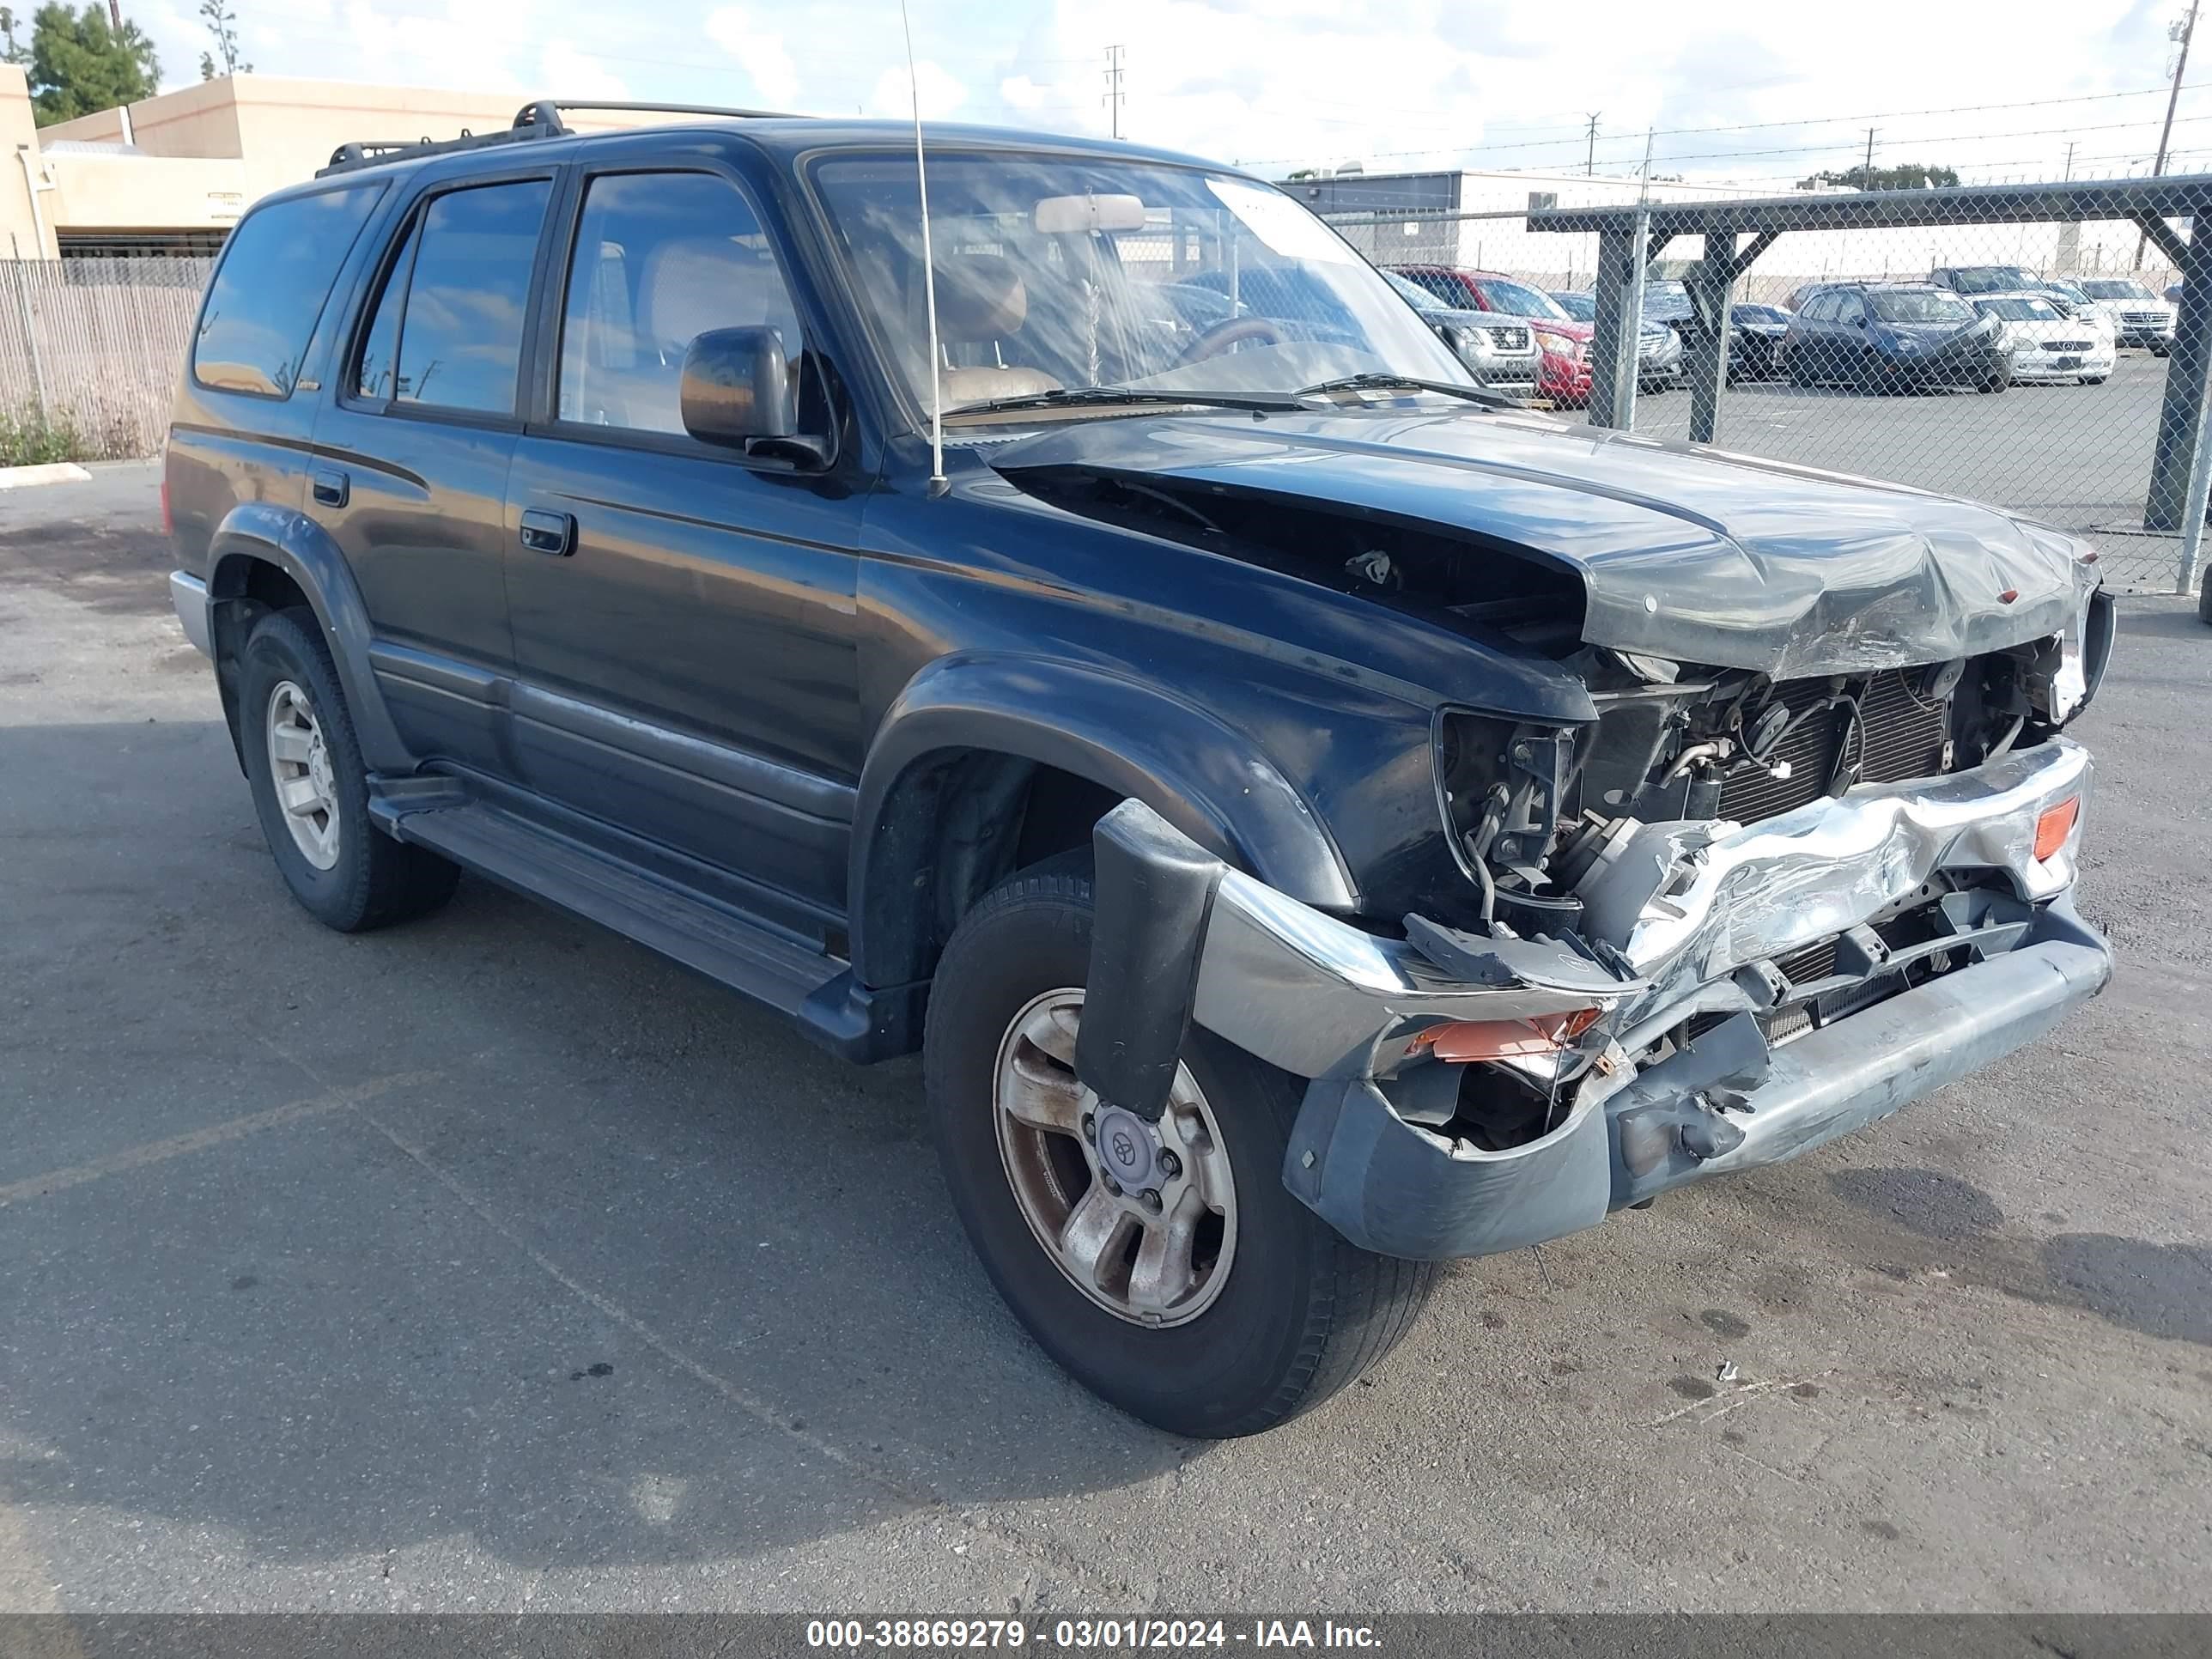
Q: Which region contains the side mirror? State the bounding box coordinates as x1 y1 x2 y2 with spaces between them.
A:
681 325 797 447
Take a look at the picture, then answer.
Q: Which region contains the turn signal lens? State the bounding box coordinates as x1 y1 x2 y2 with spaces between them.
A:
2034 796 2080 861
1413 1006 1602 1063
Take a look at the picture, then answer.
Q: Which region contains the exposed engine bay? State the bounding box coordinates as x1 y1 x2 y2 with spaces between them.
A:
1001 459 2114 1162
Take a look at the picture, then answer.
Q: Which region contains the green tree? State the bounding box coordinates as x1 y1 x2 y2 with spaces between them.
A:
197 0 248 81
0 9 28 65
25 3 160 125
1797 162 1961 191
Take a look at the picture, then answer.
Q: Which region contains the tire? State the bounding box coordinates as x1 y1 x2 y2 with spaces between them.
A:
2085 375 2108 386
924 857 1436 1437
237 607 460 933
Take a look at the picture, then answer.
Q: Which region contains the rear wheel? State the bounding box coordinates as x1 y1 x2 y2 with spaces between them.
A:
237 608 459 932
924 857 1435 1437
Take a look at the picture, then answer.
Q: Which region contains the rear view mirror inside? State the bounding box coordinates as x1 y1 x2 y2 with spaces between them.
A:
1033 193 1148 234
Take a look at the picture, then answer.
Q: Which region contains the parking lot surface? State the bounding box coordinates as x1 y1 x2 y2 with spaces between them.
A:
1597 349 2181 589
2 464 2209 1614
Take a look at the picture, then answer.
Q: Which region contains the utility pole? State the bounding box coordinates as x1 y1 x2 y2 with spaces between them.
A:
1102 43 1125 140
2064 141 2077 179
1863 127 1877 182
1584 112 1600 177
2139 0 2200 268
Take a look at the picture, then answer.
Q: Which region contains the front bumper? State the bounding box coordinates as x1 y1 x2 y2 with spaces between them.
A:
1084 736 2109 1260
170 569 211 657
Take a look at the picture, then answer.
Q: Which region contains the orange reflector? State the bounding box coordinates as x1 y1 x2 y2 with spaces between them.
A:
2034 796 2079 861
1413 1006 1601 1064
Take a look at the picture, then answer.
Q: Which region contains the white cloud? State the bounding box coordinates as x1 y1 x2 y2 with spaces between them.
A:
541 40 627 101
871 59 968 120
1000 74 1049 111
705 8 801 111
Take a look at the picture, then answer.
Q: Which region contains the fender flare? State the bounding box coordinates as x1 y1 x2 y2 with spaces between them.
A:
848 653 1357 988
205 502 411 774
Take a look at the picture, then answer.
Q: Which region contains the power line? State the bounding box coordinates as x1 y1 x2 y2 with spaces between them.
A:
1237 81 2203 167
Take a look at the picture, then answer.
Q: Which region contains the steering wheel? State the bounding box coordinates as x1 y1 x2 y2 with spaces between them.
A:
1175 315 1285 367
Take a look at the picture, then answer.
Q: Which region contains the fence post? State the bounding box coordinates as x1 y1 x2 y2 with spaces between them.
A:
2179 350 2212 595
1588 216 1647 431
9 260 47 420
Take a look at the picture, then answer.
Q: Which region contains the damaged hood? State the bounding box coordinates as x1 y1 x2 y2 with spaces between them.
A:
983 407 2090 677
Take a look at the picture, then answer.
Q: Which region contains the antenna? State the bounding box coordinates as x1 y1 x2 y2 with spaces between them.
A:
901 0 948 497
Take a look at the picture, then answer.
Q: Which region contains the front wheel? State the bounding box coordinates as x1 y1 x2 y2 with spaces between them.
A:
924 857 1435 1437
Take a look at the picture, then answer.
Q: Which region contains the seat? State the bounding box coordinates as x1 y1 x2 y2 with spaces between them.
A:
933 253 1060 407
618 236 800 433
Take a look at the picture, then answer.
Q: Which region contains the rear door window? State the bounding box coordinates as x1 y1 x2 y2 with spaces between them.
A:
352 179 551 416
191 181 386 397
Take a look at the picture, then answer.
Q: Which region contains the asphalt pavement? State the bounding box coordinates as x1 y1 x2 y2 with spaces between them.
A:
1 464 2208 1615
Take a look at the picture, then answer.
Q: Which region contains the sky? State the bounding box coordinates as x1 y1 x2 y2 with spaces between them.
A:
118 0 2204 189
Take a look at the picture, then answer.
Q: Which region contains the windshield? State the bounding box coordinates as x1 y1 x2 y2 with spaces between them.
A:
2081 279 2156 301
809 153 1474 416
1470 276 1567 320
1736 305 1786 324
1381 268 1446 313
1974 296 2060 322
1872 290 1976 325
1549 290 1595 321
1642 280 1692 322
1946 267 2036 295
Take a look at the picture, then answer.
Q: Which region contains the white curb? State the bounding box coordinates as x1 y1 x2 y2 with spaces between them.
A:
0 462 93 489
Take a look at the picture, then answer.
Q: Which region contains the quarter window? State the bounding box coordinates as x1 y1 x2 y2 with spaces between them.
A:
353 179 550 416
556 171 803 434
191 181 386 397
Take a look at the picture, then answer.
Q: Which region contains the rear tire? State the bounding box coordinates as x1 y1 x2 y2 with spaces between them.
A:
237 608 460 933
924 857 1435 1437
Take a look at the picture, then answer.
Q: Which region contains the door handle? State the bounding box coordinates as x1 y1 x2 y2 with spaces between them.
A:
519 507 577 556
311 467 349 508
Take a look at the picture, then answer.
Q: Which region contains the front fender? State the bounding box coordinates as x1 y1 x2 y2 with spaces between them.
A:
849 653 1356 988
207 502 410 775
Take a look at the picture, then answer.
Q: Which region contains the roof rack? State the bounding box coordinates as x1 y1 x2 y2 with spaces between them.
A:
316 97 799 178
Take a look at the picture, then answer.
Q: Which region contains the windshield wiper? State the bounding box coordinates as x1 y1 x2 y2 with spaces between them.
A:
1292 373 1515 409
948 386 1302 416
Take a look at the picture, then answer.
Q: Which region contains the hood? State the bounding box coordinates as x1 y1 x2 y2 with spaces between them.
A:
983 407 2087 678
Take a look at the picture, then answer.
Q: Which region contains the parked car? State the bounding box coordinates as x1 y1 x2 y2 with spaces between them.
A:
1380 267 1540 398
1929 264 2049 297
1728 302 1793 380
1546 288 1684 390
2166 280 2184 306
1784 283 2010 392
2077 277 2178 353
1966 294 2114 385
167 102 2113 1438
1392 265 1594 402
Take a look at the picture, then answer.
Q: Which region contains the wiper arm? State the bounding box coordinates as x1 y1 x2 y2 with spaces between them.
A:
1292 373 1515 409
947 386 1302 416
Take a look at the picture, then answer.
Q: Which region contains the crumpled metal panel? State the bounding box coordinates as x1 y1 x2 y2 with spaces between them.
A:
1577 735 2092 1021
989 408 2094 677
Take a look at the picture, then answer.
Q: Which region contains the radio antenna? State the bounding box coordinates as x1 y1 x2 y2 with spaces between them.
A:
900 0 948 497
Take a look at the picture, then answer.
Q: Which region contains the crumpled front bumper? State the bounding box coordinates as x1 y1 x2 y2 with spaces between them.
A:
1084 736 2111 1260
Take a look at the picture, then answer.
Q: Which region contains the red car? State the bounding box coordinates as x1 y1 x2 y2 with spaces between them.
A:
1389 265 1593 404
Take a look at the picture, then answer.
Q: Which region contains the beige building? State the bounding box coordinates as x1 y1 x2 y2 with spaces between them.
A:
2 72 643 259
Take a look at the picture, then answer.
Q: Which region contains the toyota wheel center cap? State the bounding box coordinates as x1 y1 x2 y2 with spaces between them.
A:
1092 1105 1159 1190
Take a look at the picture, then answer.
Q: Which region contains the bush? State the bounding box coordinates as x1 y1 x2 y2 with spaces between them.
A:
0 409 89 467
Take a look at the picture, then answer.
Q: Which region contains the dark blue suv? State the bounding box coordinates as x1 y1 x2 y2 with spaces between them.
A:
164 100 2111 1437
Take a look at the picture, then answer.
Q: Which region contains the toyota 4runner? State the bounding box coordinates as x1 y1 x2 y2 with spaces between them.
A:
167 100 2115 1437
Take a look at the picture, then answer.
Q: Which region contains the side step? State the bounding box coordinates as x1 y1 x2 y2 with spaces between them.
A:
370 793 922 1061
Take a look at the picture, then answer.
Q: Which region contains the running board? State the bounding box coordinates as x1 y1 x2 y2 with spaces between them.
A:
368 792 923 1062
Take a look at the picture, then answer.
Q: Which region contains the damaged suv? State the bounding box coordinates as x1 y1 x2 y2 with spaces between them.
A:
167 104 2115 1438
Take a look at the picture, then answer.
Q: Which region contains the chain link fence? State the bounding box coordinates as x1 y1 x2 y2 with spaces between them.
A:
0 257 213 462
1325 188 2205 594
